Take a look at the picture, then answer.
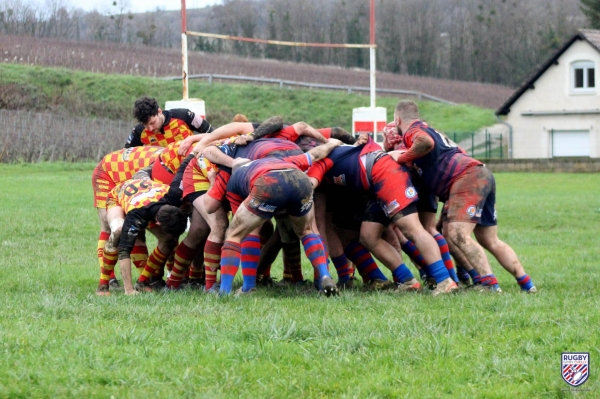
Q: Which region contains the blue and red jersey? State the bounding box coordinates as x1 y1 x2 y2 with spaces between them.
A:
227 155 312 200
307 140 383 191
402 121 481 201
208 138 304 201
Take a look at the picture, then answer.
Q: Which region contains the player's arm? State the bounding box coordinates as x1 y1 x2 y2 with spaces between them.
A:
233 116 284 145
305 138 342 163
178 134 206 156
118 210 150 295
191 122 255 156
306 158 334 189
203 146 234 168
293 121 328 143
396 132 434 164
124 124 144 148
329 127 356 144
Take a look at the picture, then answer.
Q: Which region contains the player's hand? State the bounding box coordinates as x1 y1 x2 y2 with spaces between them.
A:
179 137 195 155
327 138 342 147
191 142 204 158
354 132 369 146
233 134 253 146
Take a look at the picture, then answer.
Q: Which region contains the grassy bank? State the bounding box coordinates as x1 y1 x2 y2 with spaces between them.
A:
0 63 496 132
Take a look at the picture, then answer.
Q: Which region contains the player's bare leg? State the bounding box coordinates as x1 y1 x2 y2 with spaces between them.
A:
474 225 536 292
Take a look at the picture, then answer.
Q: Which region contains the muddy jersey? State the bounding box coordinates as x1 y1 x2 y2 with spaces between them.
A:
307 140 383 191
228 155 312 196
125 109 213 148
402 121 481 201
207 138 304 201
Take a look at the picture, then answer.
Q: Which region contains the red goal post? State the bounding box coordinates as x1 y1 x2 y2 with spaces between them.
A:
179 0 378 107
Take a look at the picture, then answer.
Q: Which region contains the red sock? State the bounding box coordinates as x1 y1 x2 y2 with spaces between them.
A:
131 243 149 271
100 249 118 286
138 247 168 283
204 240 223 291
167 242 197 288
97 231 110 267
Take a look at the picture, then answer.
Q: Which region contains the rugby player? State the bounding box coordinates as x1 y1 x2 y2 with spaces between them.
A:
391 100 536 293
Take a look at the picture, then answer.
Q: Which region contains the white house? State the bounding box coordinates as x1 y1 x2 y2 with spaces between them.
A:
496 29 600 158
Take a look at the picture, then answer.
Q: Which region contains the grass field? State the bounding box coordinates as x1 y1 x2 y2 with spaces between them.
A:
0 163 599 398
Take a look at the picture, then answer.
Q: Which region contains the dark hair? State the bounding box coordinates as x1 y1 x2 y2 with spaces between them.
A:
330 127 356 144
133 96 159 124
156 205 188 237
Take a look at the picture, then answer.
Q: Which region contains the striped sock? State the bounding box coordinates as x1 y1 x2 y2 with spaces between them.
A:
130 243 149 271
97 231 110 268
165 252 175 273
345 241 388 283
516 274 534 291
167 242 197 289
425 260 451 284
401 240 428 269
99 249 118 286
480 274 499 289
241 235 261 292
391 263 414 284
138 247 168 283
188 263 205 281
331 254 352 284
219 241 241 294
204 240 223 291
434 234 458 282
468 268 482 284
313 235 331 282
282 241 303 282
301 234 331 282
456 264 471 283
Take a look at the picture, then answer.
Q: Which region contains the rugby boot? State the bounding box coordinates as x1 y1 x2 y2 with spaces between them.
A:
320 276 339 297
394 278 423 293
431 278 459 296
472 284 503 294
134 280 154 293
525 286 538 293
235 287 257 297
338 277 355 290
186 278 205 291
108 278 121 289
148 276 167 291
257 275 276 287
363 278 395 291
95 284 111 296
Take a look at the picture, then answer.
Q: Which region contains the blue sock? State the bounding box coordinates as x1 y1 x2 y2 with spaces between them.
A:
456 265 470 282
425 260 450 283
516 274 534 291
241 235 261 292
391 263 414 284
468 268 481 284
301 234 331 280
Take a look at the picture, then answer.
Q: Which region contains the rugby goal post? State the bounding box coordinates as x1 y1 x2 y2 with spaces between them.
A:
177 0 383 143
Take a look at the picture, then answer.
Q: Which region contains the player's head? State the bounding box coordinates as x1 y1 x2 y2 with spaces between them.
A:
329 127 356 144
383 121 399 138
134 96 163 132
155 205 188 237
232 114 249 122
394 101 420 132
295 136 320 152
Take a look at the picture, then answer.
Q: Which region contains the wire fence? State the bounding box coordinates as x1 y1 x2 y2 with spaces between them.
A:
451 131 506 159
0 110 127 163
162 73 456 105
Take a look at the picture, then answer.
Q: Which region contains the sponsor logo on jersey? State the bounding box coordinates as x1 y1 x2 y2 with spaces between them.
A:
466 205 477 217
405 187 417 198
562 352 589 387
383 200 400 217
250 198 276 213
333 174 346 186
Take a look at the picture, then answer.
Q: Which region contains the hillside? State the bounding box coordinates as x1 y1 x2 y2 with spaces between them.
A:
1 35 514 109
0 63 496 162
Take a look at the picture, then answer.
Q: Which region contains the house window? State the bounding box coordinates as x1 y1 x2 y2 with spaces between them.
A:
572 61 595 92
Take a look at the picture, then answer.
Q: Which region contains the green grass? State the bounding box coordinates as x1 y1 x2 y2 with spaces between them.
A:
0 63 496 133
0 164 598 398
